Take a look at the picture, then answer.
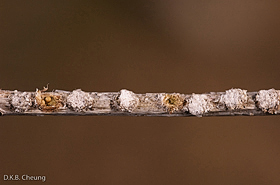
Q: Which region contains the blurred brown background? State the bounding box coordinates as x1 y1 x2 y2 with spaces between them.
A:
0 0 280 184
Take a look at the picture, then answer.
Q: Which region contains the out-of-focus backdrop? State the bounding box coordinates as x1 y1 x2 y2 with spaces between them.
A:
0 1 280 184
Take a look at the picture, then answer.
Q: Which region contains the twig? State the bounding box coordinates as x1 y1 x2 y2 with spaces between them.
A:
0 87 279 117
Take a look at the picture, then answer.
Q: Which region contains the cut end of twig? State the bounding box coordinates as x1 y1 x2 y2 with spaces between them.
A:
256 89 280 114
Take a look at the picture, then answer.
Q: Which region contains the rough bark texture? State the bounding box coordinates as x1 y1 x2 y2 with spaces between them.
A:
0 87 279 117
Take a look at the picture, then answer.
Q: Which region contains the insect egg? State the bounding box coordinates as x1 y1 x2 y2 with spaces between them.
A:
45 96 52 103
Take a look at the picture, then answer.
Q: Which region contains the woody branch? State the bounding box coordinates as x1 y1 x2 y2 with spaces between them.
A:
0 87 279 117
